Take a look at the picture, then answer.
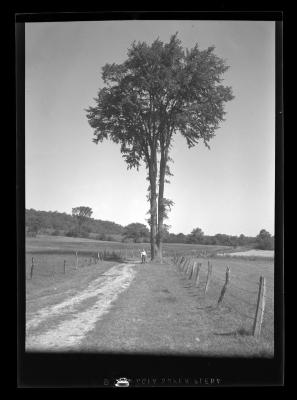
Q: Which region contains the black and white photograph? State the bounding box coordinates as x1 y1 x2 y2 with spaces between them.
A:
17 13 284 387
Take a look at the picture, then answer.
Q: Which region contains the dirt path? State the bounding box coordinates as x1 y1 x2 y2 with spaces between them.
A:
26 263 137 351
78 260 215 354
26 260 272 356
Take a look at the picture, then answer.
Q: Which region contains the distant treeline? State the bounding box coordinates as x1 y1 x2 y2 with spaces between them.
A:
25 208 124 240
164 230 274 250
163 232 256 247
25 208 274 249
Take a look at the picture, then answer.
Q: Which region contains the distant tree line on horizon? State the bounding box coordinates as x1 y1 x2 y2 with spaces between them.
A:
25 208 274 250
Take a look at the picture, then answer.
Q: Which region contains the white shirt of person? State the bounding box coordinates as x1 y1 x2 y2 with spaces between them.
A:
141 250 147 257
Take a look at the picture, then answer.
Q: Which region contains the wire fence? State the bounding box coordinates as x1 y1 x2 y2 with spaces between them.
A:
25 248 134 280
172 255 274 339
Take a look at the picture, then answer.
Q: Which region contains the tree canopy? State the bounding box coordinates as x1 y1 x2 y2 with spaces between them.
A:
187 227 204 244
26 213 42 237
256 229 274 250
123 223 150 243
72 206 93 235
86 33 234 260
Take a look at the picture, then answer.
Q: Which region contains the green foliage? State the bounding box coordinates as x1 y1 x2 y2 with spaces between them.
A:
72 206 93 219
96 233 107 241
256 229 274 250
165 232 187 244
123 223 150 243
26 209 267 249
65 229 79 238
104 235 115 242
163 228 258 247
25 208 124 238
51 229 61 236
187 227 204 244
86 34 234 166
26 212 43 236
72 206 93 235
86 33 234 258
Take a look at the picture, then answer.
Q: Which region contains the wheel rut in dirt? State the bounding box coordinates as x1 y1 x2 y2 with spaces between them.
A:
26 263 137 351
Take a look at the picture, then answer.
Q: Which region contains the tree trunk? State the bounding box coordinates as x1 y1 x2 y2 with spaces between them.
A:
150 179 158 261
149 150 158 261
156 147 167 263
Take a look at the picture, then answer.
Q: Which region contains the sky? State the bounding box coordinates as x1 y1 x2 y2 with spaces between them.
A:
25 20 275 237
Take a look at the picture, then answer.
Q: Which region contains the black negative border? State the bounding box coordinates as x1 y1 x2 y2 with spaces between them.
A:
16 11 284 388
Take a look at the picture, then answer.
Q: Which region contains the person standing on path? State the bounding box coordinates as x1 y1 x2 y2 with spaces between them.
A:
140 249 147 264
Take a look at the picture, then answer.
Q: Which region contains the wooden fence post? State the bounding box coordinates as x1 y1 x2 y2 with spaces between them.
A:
179 256 184 268
184 259 189 274
188 261 194 279
191 262 198 281
188 260 194 276
63 260 66 274
217 266 231 305
195 263 201 287
192 262 198 281
30 257 34 279
186 258 192 276
184 259 190 274
177 257 183 271
181 258 187 272
187 259 192 274
253 276 266 338
186 260 191 278
204 263 212 295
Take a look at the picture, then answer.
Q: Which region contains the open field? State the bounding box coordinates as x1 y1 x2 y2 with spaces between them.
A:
25 235 274 356
219 249 274 258
176 256 274 347
26 235 234 260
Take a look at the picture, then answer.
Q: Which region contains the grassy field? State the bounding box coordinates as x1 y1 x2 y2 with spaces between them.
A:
25 235 274 356
175 256 274 349
25 235 237 282
26 234 232 253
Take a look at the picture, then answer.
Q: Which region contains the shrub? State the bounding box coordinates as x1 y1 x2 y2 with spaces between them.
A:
65 230 79 237
256 239 274 250
26 230 37 237
106 235 114 241
255 229 274 250
79 231 90 239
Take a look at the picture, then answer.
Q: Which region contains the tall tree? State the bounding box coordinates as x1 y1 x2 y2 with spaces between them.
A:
86 33 234 261
72 206 93 235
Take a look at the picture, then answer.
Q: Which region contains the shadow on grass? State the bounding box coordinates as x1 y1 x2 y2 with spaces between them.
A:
213 327 251 337
181 284 193 289
196 304 216 311
187 292 200 298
